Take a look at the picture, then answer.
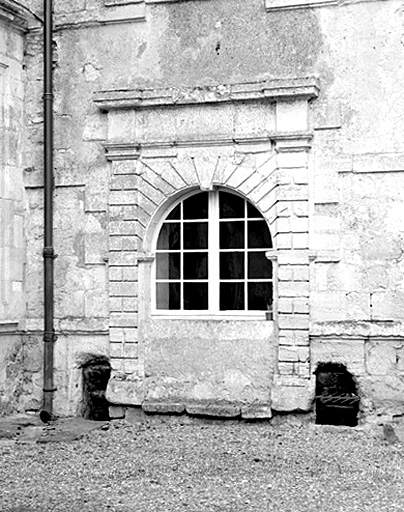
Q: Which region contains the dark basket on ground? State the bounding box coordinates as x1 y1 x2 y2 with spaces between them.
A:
315 393 360 427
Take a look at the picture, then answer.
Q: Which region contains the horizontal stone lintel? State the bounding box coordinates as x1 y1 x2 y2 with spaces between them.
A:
94 77 320 111
104 134 312 159
118 402 273 420
186 403 241 418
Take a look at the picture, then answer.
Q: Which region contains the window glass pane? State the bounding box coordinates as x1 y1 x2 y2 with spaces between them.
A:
184 222 208 249
156 253 180 280
157 223 181 250
183 192 208 219
220 221 245 249
248 282 273 310
167 203 181 220
248 253 272 279
184 283 208 310
220 282 245 310
184 252 208 280
220 252 244 279
156 282 181 310
247 201 261 218
219 192 245 219
248 220 271 248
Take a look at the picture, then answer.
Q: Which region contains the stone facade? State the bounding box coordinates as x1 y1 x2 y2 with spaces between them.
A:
1 0 404 421
0 3 31 414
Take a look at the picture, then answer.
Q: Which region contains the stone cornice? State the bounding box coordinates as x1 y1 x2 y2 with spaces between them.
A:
104 133 314 159
94 77 320 112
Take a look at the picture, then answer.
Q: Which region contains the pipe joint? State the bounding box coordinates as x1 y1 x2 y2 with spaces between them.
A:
43 247 57 259
43 331 57 343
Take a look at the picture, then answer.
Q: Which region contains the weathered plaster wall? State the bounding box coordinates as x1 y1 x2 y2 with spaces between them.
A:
308 0 404 417
311 0 404 321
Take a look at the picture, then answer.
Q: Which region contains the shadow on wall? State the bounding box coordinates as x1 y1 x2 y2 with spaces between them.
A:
80 355 111 421
314 362 360 427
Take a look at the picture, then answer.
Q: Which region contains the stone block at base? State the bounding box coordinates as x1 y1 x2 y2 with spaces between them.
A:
186 403 241 418
241 404 272 420
271 379 315 412
142 402 185 414
108 405 125 419
125 406 147 424
106 372 144 405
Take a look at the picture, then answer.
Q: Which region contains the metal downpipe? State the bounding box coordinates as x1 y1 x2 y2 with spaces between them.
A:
40 0 57 423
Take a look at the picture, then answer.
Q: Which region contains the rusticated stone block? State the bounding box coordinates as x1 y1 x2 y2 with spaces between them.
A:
292 233 309 249
278 313 309 330
106 371 143 405
271 376 315 412
186 403 241 418
279 330 309 347
278 281 309 297
278 362 295 375
278 347 298 363
278 298 294 313
365 340 396 375
278 346 309 363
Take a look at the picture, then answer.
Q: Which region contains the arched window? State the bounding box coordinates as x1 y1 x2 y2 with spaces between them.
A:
154 190 273 315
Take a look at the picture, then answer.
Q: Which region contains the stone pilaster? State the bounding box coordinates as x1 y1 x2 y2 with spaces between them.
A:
270 131 314 410
106 159 143 405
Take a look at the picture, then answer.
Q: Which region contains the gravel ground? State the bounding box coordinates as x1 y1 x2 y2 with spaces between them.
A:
0 418 403 512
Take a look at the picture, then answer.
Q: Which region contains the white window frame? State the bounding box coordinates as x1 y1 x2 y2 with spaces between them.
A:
151 189 273 321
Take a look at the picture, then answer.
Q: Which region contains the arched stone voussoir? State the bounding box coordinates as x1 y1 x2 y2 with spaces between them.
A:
140 185 200 253
139 158 189 194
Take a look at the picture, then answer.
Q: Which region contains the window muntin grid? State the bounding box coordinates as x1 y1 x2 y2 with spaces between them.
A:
155 191 273 314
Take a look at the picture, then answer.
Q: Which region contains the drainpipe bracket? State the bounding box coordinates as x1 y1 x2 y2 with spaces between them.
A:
43 331 57 343
43 247 58 259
